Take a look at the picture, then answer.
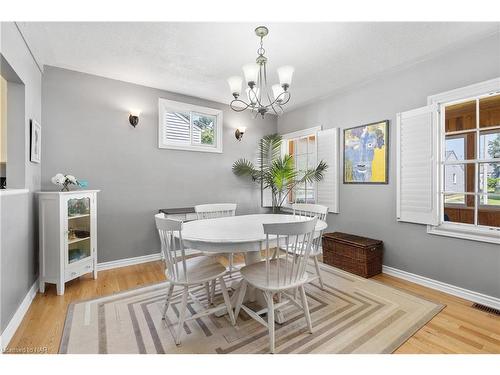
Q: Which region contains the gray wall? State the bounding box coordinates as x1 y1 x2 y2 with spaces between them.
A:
1 194 35 331
278 32 500 298
0 22 42 333
42 66 277 263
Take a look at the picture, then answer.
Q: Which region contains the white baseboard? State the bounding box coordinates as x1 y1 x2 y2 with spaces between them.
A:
0 278 39 351
382 265 500 310
97 253 162 271
96 249 201 272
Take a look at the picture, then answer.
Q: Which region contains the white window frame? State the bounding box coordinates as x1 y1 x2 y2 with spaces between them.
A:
281 126 322 208
426 78 500 244
158 98 223 153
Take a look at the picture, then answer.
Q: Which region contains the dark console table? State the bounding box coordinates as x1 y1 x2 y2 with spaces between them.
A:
158 207 197 221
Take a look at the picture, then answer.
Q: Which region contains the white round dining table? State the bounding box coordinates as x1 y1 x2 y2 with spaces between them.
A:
181 213 326 254
180 213 327 323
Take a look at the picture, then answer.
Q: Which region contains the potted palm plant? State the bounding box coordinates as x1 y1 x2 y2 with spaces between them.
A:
232 134 328 213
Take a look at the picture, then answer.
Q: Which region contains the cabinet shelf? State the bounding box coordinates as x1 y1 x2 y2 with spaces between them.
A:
68 213 90 220
68 254 91 264
68 236 90 245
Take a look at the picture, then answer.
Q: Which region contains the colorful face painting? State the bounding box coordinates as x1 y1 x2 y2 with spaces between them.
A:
343 121 389 184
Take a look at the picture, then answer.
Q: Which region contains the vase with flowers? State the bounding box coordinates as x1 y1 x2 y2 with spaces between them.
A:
51 173 81 192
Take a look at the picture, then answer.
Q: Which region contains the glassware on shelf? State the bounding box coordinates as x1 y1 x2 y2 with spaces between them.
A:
68 248 83 263
68 198 90 217
74 229 90 238
68 239 91 263
67 229 90 241
68 229 77 241
68 248 90 263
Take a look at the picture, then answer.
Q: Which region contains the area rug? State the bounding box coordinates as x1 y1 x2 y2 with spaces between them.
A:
60 263 444 354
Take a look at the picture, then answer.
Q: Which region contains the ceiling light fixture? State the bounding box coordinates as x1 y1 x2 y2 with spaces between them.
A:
227 26 293 118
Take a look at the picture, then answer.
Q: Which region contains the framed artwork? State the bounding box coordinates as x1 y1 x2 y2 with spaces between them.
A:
30 119 41 163
343 120 389 184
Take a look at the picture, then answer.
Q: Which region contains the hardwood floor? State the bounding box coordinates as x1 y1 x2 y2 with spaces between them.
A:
371 273 500 354
6 260 500 354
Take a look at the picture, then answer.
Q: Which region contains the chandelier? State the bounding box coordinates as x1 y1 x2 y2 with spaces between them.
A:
227 26 294 118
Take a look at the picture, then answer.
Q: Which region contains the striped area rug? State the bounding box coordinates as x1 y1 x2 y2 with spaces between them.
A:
60 263 443 354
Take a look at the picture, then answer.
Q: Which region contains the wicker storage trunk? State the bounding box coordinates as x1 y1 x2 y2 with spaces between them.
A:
322 232 383 278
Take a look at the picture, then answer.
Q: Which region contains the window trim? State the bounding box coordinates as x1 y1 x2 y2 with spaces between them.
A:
427 221 499 244
426 78 500 244
158 98 223 153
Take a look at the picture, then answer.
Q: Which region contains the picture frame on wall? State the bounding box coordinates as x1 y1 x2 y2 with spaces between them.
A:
30 119 41 164
343 120 389 184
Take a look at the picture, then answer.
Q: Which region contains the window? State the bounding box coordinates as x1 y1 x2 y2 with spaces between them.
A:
441 95 500 229
158 98 223 153
397 78 500 244
282 127 320 205
269 126 339 213
287 134 317 204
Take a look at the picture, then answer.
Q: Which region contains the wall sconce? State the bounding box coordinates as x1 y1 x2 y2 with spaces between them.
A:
129 109 141 127
235 127 246 141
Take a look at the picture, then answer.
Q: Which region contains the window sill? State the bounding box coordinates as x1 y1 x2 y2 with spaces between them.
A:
427 223 500 244
0 188 29 196
158 143 222 154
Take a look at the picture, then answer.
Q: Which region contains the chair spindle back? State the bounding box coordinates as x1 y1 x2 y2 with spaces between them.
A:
292 203 328 255
194 203 237 220
263 217 318 289
155 214 189 283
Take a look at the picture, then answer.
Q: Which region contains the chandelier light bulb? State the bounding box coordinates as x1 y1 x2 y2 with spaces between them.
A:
227 76 243 97
242 63 260 86
277 65 295 88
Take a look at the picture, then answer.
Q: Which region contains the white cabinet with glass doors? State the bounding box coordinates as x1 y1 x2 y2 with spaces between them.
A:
38 190 99 295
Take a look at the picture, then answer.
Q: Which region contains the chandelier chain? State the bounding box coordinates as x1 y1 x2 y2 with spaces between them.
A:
257 36 265 56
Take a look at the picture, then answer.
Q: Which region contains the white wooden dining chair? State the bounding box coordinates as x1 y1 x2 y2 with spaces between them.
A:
194 203 238 303
155 214 235 346
234 218 318 354
290 203 328 289
195 203 237 220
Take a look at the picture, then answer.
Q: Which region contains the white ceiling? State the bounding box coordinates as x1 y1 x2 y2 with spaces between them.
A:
18 22 500 109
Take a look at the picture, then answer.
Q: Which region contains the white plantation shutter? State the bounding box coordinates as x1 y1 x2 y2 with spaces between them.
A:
163 112 191 144
397 104 440 225
317 128 340 213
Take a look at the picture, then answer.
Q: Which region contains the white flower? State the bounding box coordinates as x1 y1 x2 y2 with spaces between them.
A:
51 173 66 185
66 175 77 184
